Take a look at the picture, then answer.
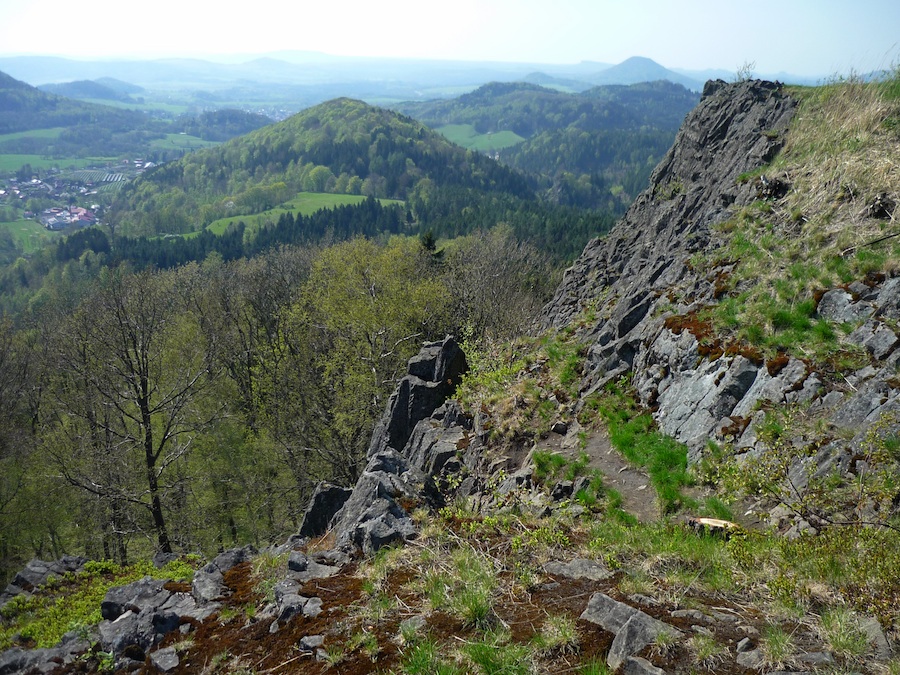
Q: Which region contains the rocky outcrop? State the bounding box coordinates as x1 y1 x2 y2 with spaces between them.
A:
296 482 352 539
0 556 87 606
367 336 468 458
541 80 797 345
542 81 900 476
300 336 468 556
540 80 798 411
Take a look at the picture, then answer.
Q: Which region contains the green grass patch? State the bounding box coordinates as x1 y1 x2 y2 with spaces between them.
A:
0 218 59 253
0 558 197 650
77 99 191 115
462 630 533 674
148 133 220 152
204 192 403 236
0 128 65 143
436 124 525 152
691 75 900 372
583 380 691 512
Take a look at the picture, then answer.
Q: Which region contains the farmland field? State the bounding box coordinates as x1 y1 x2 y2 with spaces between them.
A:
78 98 191 115
0 128 64 143
0 217 59 254
0 154 112 172
205 192 404 236
436 124 525 151
149 134 220 152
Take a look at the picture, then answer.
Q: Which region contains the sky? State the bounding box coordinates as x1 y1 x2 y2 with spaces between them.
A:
0 0 897 77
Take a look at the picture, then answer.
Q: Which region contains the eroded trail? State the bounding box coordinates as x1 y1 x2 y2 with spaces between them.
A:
535 421 660 522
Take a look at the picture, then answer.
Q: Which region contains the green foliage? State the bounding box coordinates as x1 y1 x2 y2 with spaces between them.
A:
586 380 692 512
819 607 869 659
532 450 568 481
510 526 571 553
251 551 288 603
347 629 380 661
0 558 197 650
688 632 727 669
531 614 579 655
449 548 497 630
760 622 795 669
696 75 900 369
462 629 533 675
578 658 612 675
400 636 464 675
701 496 734 521
733 407 900 531
111 97 532 237
399 80 698 210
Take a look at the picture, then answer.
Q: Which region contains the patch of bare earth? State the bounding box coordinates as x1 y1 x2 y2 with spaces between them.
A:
535 422 660 522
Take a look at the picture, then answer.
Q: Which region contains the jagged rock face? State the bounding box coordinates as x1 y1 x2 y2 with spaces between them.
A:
541 80 797 392
538 78 900 526
305 336 469 555
367 337 468 458
540 80 801 446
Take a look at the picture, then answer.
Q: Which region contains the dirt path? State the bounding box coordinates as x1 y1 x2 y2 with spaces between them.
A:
534 420 660 522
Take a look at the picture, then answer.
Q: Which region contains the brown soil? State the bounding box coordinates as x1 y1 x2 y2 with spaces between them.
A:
536 424 660 522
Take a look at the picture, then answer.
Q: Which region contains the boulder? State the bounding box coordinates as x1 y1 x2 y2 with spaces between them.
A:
367 337 467 459
297 482 353 538
101 577 171 621
1 555 87 605
150 646 179 672
580 592 681 670
816 289 874 323
544 558 613 582
622 656 668 675
191 545 255 603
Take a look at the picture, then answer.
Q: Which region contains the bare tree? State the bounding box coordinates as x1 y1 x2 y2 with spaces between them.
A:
44 267 218 555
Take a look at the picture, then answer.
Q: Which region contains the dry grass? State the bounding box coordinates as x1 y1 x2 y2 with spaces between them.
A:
697 71 900 364
777 74 900 253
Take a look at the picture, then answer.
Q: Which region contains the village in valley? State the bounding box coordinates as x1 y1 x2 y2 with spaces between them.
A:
0 159 154 231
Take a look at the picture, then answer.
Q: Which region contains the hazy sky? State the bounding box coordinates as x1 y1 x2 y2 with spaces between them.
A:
0 0 897 77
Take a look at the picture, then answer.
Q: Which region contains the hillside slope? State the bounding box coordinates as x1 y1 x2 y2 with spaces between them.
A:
3 78 900 675
396 81 699 209
0 69 149 135
109 97 533 234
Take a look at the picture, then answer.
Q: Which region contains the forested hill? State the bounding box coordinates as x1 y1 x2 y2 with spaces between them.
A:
394 80 699 209
109 97 536 236
0 69 148 135
37 79 134 103
396 80 698 136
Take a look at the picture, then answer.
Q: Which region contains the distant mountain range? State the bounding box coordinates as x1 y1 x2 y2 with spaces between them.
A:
0 54 825 103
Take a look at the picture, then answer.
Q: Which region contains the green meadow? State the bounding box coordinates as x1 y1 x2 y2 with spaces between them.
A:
0 217 58 253
436 124 525 151
0 128 64 143
205 192 404 236
148 133 220 152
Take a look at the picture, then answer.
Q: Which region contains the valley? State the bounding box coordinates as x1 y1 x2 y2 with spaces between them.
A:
0 45 898 675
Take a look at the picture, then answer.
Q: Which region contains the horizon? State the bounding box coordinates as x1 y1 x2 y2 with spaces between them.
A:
1 0 898 80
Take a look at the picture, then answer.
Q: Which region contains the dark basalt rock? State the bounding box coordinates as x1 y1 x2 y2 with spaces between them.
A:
580 592 681 670
367 336 468 459
0 555 88 606
191 545 256 603
297 482 353 539
306 337 467 555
